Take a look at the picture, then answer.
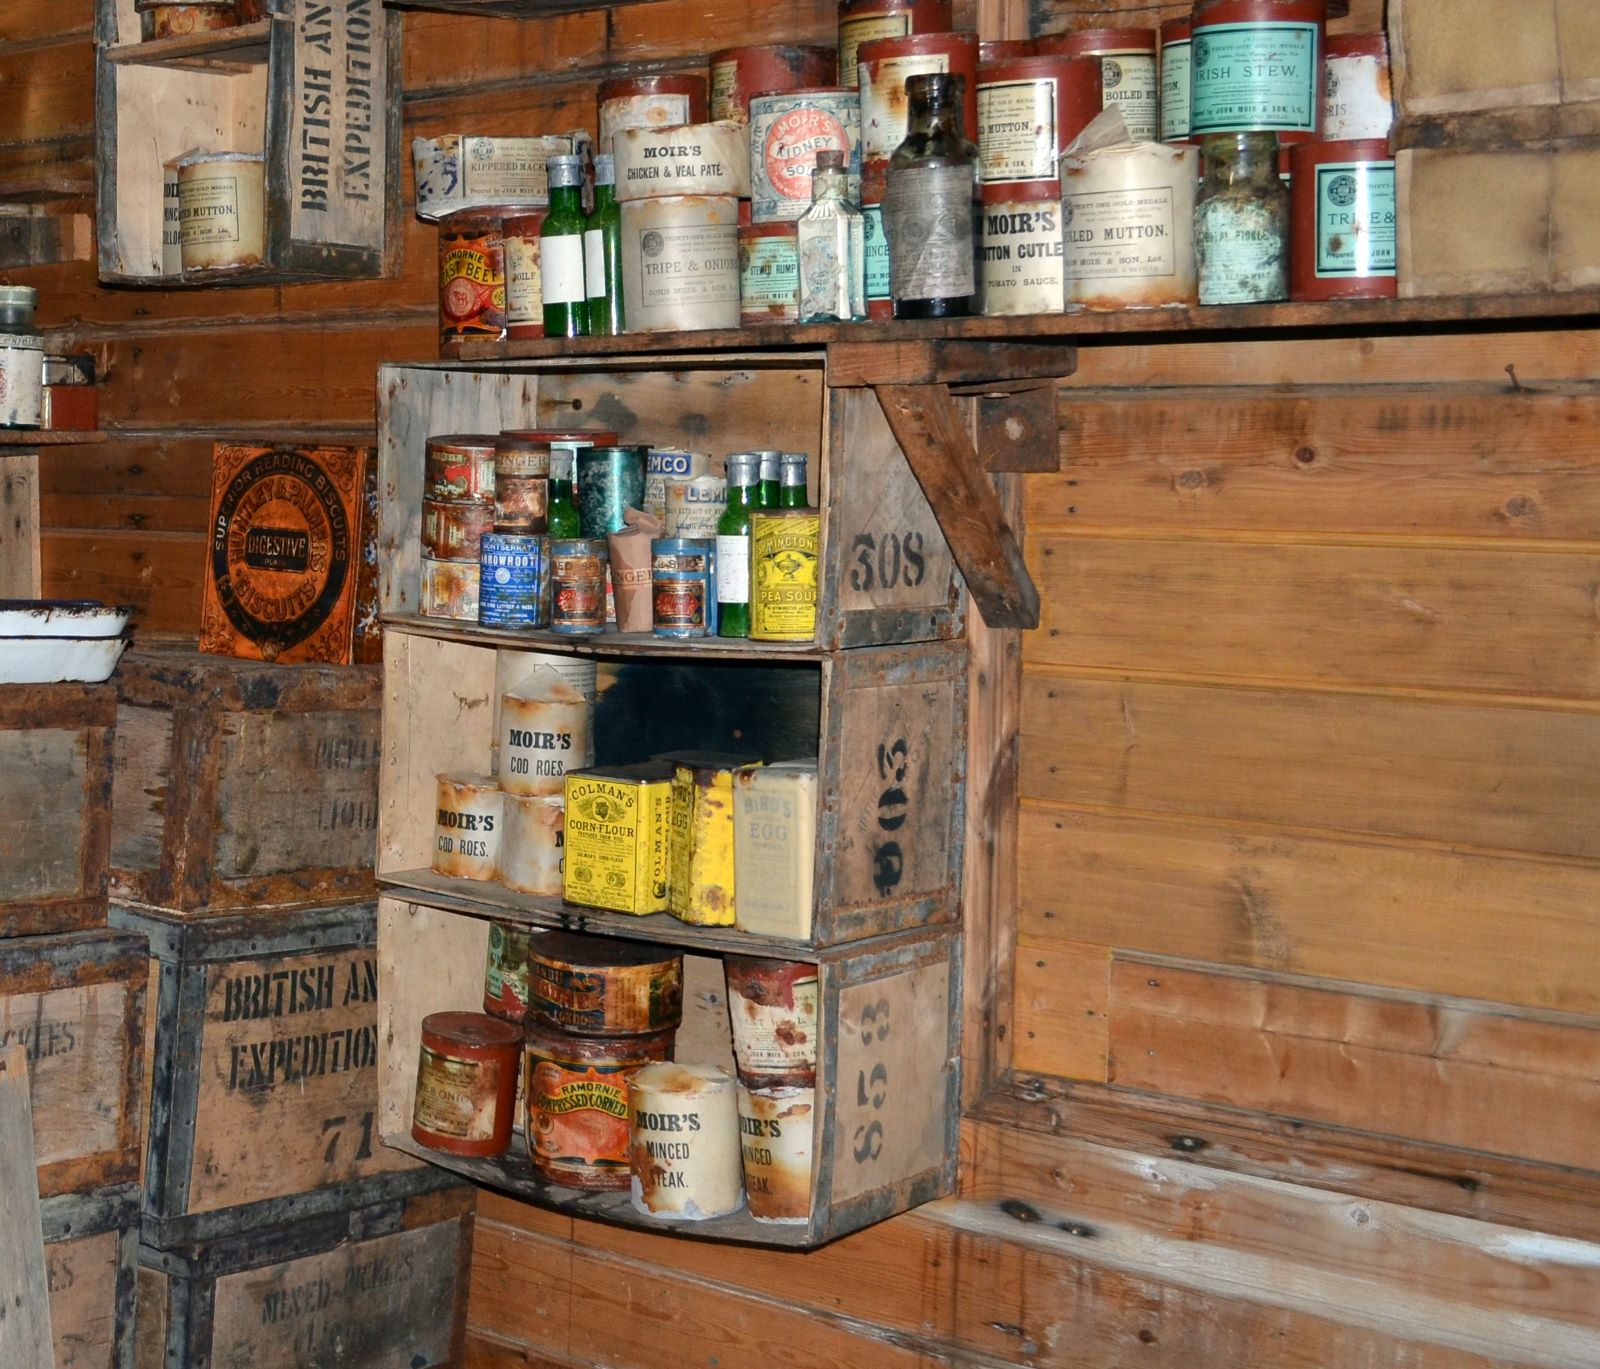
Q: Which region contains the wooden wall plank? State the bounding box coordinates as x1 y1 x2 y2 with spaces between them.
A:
1028 537 1600 697
0 1 93 45
1011 935 1108 1080
401 10 605 89
1017 803 1600 1016
0 40 93 142
1041 390 1600 539
1107 956 1600 1170
41 531 204 631
1020 674 1600 860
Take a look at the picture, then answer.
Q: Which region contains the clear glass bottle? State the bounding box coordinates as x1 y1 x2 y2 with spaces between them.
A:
755 450 782 509
882 73 980 319
778 452 809 508
796 150 865 323
716 452 759 639
0 286 42 429
547 447 582 538
584 154 624 336
542 155 591 338
1194 132 1289 306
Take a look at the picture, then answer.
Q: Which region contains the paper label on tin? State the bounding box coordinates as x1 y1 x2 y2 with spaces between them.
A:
751 514 820 639
731 977 820 1073
0 340 43 428
1063 183 1180 280
179 173 248 246
1191 22 1320 134
839 14 910 86
1314 161 1396 278
1160 39 1192 140
710 59 740 121
1099 52 1159 142
505 234 544 324
543 234 586 304
716 535 750 603
978 78 1060 184
162 174 183 274
1324 54 1393 140
464 136 552 200
413 1046 499 1140
601 93 691 147
639 224 741 308
882 164 977 300
862 54 950 158
741 235 800 314
863 204 891 300
753 97 859 219
1196 198 1288 304
981 203 1065 315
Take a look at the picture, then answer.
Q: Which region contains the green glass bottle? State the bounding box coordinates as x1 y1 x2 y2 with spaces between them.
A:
547 446 582 537
716 452 760 639
542 156 590 339
779 451 809 508
755 450 781 509
585 154 625 336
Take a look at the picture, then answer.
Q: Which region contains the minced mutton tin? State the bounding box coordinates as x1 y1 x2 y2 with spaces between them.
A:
528 932 684 1037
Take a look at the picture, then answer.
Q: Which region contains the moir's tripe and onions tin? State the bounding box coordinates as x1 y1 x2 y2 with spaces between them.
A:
412 1011 523 1157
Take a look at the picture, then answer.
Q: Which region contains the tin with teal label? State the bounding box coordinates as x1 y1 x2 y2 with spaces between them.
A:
478 533 552 629
1289 139 1396 301
1189 0 1324 142
863 203 892 317
576 445 648 539
651 538 718 639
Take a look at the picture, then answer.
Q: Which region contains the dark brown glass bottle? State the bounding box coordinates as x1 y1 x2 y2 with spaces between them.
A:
882 73 980 319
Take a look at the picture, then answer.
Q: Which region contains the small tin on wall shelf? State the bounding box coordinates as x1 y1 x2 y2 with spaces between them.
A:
94 0 402 286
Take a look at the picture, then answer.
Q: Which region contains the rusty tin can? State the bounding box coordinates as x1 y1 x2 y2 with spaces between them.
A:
499 792 566 896
503 211 548 341
977 54 1103 198
526 1026 676 1191
432 772 501 881
739 221 800 323
1063 139 1200 309
550 538 609 635
420 556 480 621
501 674 594 797
412 1011 522 1157
1037 27 1159 143
738 1082 816 1223
859 32 979 176
1190 0 1327 144
837 0 954 89
177 151 264 273
493 435 551 534
629 1062 744 1219
749 507 819 641
980 39 1036 62
422 496 492 561
426 433 497 503
438 205 514 354
651 538 717 639
529 932 684 1037
1323 32 1392 141
483 921 534 1021
1289 138 1396 301
711 45 837 123
576 445 648 539
749 88 862 223
598 74 709 153
137 0 237 39
724 957 820 1084
665 752 755 926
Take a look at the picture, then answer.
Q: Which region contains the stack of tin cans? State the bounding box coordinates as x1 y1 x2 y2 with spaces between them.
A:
481 433 553 628
420 434 496 622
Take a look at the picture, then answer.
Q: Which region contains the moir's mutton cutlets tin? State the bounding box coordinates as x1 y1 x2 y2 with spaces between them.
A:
562 763 674 915
528 931 684 1037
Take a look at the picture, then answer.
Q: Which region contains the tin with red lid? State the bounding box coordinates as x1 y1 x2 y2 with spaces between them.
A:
1189 0 1327 146
412 1011 523 1157
711 45 836 123
858 32 979 164
837 0 954 89
1289 138 1396 301
979 38 1035 62
1323 32 1392 141
1037 27 1159 142
1159 16 1194 143
977 53 1102 199
597 73 709 153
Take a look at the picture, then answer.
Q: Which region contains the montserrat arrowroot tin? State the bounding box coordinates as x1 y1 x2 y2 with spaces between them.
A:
629 1062 744 1219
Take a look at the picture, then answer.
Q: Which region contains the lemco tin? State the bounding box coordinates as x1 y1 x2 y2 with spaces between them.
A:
426 433 497 502
478 532 551 629
550 538 608 634
529 931 684 1037
749 509 819 641
644 447 711 522
652 538 717 638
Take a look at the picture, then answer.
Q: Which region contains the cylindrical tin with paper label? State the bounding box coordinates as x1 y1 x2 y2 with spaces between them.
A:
738 1082 815 1223
620 195 742 332
724 957 819 1085
412 1011 522 1157
711 44 837 123
432 773 501 880
177 151 264 273
629 1062 744 1219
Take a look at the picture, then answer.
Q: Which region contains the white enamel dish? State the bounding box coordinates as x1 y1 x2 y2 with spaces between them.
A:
0 633 130 684
0 600 132 638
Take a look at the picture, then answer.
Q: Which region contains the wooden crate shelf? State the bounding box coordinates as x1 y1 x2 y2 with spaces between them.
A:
386 613 826 660
0 431 107 446
384 0 655 13
100 19 272 71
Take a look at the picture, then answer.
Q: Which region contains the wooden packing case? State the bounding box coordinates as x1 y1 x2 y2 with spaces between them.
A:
110 643 380 915
113 901 446 1247
134 1186 473 1369
43 1182 139 1369
0 682 114 938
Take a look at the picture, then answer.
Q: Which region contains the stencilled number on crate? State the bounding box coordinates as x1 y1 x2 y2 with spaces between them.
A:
851 998 891 1165
320 1110 377 1166
872 739 910 897
849 531 928 594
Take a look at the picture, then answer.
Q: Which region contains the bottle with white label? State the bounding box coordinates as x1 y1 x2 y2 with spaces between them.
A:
0 286 42 430
883 73 980 318
584 154 624 336
715 452 759 638
542 156 591 339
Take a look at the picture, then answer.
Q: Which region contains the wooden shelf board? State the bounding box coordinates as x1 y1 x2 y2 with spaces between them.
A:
98 265 341 290
382 1130 817 1246
101 20 271 71
384 0 655 13
383 613 825 660
0 431 107 448
458 290 1600 365
381 868 822 959
0 179 94 204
